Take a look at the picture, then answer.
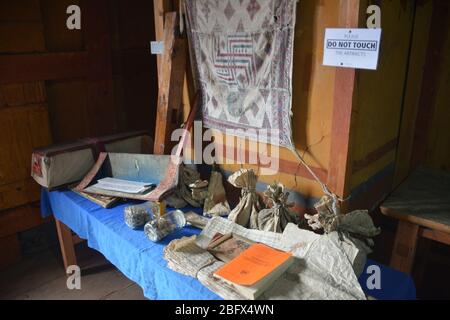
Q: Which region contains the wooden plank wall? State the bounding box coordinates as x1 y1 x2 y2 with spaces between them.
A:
0 0 52 268
418 1 450 172
162 0 362 213
0 0 158 268
0 0 158 207
111 0 158 134
158 0 450 215
174 0 358 213
347 0 418 211
395 0 450 182
394 0 434 187
350 0 450 211
0 0 52 211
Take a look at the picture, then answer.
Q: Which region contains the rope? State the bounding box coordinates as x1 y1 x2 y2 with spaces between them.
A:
290 146 350 214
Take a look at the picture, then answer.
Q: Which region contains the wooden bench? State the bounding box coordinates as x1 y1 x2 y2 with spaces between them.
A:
380 168 450 274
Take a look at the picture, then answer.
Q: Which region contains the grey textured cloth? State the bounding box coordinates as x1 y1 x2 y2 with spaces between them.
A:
185 0 298 147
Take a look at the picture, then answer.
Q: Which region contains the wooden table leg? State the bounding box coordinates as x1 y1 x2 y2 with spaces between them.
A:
413 237 431 292
390 220 419 274
55 218 77 271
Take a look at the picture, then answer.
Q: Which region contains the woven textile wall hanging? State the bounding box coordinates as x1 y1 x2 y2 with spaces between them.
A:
185 0 298 147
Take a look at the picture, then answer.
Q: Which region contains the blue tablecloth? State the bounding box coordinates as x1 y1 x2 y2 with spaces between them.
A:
41 189 416 300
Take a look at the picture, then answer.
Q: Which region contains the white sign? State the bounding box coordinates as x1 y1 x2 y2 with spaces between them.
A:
323 28 382 70
151 41 164 55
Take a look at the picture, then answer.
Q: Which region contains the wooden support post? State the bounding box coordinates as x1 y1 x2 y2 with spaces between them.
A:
55 219 77 271
390 220 419 274
154 12 187 155
327 0 360 209
153 0 174 84
175 91 200 157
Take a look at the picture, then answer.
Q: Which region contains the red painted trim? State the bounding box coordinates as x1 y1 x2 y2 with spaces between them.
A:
352 139 397 174
214 143 328 182
75 152 108 191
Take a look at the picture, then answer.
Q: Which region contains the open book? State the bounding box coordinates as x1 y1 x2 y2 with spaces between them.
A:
92 177 155 194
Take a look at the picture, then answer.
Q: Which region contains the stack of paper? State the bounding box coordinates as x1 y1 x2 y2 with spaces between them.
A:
164 217 368 300
93 177 155 194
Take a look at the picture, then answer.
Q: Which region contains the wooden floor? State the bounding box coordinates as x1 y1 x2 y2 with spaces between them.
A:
0 243 146 300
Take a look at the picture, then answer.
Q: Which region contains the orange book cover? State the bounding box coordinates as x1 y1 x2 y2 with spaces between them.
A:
214 243 292 286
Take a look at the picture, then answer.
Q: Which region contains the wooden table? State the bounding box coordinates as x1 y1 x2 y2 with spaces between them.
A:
43 189 417 300
380 168 450 274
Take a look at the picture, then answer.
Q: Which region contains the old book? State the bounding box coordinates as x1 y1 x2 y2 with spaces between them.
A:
164 217 367 300
213 243 294 300
72 189 119 209
207 233 254 263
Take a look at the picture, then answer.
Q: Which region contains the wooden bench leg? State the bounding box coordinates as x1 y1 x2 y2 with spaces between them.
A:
390 220 419 274
55 218 77 271
413 237 431 292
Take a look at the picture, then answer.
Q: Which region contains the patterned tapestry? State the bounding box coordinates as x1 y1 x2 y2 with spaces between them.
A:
185 0 297 147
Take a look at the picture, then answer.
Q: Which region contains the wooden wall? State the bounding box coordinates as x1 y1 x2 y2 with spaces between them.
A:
424 27 450 171
350 0 450 211
155 0 450 216
348 0 417 211
214 0 342 211
394 0 434 186
394 0 450 182
417 1 450 172
0 0 53 267
0 0 158 268
173 0 345 213
0 0 52 211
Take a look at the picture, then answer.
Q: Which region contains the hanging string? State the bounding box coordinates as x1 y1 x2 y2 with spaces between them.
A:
290 146 349 215
182 0 343 211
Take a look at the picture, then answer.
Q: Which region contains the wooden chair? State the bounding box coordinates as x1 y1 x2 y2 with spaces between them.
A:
380 168 450 274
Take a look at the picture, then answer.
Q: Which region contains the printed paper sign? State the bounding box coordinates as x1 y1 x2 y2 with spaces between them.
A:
323 28 382 70
150 41 164 55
